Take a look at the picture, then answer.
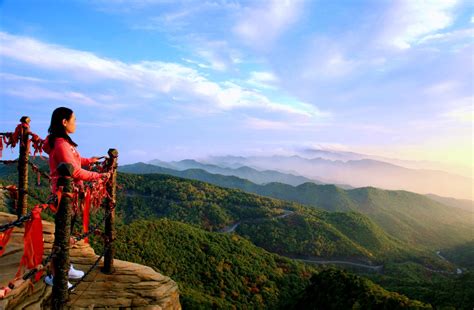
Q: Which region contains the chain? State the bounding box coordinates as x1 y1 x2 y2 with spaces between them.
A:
0 160 19 165
28 162 51 180
21 246 58 281
68 244 110 292
0 212 32 232
26 190 57 206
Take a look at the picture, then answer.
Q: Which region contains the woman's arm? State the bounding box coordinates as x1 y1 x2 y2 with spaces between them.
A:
54 141 101 182
81 156 99 168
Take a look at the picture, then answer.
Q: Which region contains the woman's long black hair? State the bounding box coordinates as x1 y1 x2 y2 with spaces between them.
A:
48 107 78 148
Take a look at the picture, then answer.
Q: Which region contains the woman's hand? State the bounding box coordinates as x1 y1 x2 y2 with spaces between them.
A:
90 157 101 163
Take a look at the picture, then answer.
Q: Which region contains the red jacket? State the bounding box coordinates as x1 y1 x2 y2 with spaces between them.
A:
43 136 101 192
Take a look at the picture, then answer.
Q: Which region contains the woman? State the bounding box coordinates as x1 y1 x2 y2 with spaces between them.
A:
42 107 109 287
43 107 108 193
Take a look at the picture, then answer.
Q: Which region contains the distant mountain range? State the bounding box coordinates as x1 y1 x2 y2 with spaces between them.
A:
300 148 471 178
147 158 328 187
426 194 473 212
201 155 473 200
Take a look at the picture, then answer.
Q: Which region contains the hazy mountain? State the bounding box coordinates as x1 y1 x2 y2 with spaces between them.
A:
426 194 473 212
148 158 324 186
205 155 473 200
301 148 471 178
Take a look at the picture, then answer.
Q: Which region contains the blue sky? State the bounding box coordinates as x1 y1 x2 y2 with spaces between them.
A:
0 0 472 171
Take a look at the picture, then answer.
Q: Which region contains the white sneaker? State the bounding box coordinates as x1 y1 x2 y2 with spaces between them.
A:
68 264 84 279
44 275 73 289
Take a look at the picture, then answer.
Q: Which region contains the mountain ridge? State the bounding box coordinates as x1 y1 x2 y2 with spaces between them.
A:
201 155 473 200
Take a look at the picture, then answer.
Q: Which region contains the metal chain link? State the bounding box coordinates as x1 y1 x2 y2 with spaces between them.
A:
68 244 110 292
0 212 32 232
0 160 19 165
21 246 58 281
28 162 51 180
26 190 57 206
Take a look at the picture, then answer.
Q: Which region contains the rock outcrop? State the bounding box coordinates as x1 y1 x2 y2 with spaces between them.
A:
0 211 181 309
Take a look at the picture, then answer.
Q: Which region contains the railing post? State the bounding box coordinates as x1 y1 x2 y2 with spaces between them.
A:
102 148 118 274
51 163 74 310
17 116 31 218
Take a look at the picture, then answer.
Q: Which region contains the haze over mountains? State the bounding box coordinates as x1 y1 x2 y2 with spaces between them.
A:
148 158 328 187
176 151 472 200
300 148 472 179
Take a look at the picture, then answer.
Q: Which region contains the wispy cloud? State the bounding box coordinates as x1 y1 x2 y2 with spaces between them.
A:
439 96 474 123
233 0 305 49
246 71 279 89
418 28 473 45
0 31 325 118
0 32 130 81
244 117 291 130
4 85 99 106
380 0 459 49
190 39 242 72
0 72 56 83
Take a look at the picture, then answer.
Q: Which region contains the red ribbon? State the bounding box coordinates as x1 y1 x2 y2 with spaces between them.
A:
16 206 44 281
30 133 44 157
0 227 14 256
0 123 45 159
83 187 91 243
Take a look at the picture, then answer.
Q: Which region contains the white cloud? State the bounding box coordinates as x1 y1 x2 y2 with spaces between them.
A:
0 32 130 81
439 96 474 123
185 37 244 72
297 37 360 81
0 72 53 83
424 80 459 95
1 82 127 110
244 117 291 130
417 28 474 45
233 0 304 49
381 0 459 49
301 142 352 152
0 31 326 119
247 71 279 89
4 86 99 106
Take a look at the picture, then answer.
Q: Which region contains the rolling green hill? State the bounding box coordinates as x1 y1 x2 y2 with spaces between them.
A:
119 163 474 250
290 268 431 309
113 219 428 309
363 262 474 309
116 172 424 263
113 219 313 308
441 241 474 269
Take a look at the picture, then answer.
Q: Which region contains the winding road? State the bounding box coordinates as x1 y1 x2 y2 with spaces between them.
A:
219 209 294 233
293 258 383 271
433 250 463 275
219 209 384 272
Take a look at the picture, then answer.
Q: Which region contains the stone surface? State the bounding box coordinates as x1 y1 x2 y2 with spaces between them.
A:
0 212 181 309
